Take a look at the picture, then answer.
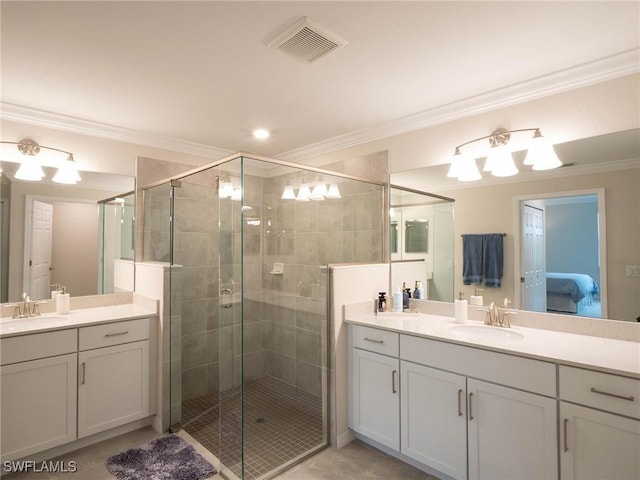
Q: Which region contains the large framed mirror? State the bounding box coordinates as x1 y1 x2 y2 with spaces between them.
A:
391 129 640 322
0 164 135 303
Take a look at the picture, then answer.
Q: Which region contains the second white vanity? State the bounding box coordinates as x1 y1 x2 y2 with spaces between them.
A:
346 309 640 480
0 298 158 463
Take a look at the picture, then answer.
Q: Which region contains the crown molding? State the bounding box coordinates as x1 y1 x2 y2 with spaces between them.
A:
1 49 637 164
278 49 640 162
0 103 234 160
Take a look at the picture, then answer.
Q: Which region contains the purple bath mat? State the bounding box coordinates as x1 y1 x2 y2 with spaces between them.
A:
106 433 217 480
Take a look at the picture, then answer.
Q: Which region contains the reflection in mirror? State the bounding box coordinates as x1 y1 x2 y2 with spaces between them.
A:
98 191 135 294
391 129 640 322
0 165 135 303
390 186 455 303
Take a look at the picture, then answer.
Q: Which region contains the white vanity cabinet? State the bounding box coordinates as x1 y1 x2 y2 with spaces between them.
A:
349 325 400 450
466 378 557 480
401 334 557 480
0 315 155 462
559 366 640 480
0 330 78 461
77 319 151 438
349 324 558 480
400 361 467 479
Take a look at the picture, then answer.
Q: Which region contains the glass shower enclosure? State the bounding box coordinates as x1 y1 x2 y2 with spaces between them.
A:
142 154 384 479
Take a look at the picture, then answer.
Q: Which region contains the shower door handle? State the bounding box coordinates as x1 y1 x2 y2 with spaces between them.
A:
221 288 233 308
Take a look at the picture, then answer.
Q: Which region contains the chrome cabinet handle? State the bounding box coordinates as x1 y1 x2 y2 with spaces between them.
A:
457 389 463 417
392 370 398 394
468 392 474 420
104 330 129 337
563 418 569 452
590 387 635 402
364 337 384 344
80 362 86 385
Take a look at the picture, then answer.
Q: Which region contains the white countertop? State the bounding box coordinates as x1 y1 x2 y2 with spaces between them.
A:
346 312 640 378
0 303 158 338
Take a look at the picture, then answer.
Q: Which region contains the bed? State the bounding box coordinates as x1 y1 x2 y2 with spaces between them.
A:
546 272 599 314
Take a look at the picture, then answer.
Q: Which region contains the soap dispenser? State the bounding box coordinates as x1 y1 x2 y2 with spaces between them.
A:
470 287 484 306
56 286 70 314
454 292 468 324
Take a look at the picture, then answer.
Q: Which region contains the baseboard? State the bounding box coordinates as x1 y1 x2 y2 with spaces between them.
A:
336 429 356 449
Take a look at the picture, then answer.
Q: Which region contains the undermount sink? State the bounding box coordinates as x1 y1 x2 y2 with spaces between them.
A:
0 315 70 332
449 324 524 342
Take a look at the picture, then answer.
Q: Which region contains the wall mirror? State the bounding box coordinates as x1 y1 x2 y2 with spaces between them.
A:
390 186 455 303
391 129 640 322
0 163 135 303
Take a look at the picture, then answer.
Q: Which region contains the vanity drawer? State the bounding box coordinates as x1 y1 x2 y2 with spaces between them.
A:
559 366 640 419
401 334 556 397
79 318 150 351
351 325 399 357
1 329 77 365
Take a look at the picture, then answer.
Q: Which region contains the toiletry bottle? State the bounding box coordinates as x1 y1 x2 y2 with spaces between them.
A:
413 280 421 300
377 292 387 313
56 286 70 314
402 283 410 311
392 287 403 312
417 281 425 300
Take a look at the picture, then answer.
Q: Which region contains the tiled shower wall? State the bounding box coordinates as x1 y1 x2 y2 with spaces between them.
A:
141 152 388 424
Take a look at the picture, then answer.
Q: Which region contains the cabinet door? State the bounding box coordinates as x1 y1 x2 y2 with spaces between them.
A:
1 354 77 461
350 348 399 450
401 361 467 480
561 402 640 480
467 379 557 480
78 340 149 438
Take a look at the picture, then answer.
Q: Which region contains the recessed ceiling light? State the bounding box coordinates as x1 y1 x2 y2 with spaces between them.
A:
252 129 270 140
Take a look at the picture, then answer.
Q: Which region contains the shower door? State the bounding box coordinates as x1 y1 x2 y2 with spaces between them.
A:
167 161 244 478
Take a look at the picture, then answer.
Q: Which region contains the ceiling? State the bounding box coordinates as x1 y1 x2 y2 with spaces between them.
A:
1 1 639 163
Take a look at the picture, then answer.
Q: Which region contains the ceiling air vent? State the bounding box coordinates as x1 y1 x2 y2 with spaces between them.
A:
268 17 347 63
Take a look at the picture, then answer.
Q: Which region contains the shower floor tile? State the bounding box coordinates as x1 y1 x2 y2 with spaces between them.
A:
183 376 324 480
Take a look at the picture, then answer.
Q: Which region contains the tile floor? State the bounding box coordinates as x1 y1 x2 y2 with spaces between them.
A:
183 377 324 480
2 427 437 480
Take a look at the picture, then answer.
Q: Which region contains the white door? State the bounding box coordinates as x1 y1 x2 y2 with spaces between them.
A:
1 354 77 461
467 379 557 480
561 402 640 480
401 361 467 479
78 340 149 438
28 200 54 300
521 203 546 312
350 348 400 450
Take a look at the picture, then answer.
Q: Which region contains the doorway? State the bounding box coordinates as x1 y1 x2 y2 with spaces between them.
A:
515 189 606 318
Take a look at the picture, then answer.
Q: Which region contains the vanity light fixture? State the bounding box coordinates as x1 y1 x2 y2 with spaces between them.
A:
280 180 341 201
1 138 81 184
447 128 561 181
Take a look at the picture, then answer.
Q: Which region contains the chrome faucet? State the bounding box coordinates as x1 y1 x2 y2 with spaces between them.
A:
4 293 43 319
479 298 517 328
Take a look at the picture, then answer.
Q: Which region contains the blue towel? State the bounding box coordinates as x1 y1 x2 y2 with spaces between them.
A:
462 234 484 285
483 233 504 288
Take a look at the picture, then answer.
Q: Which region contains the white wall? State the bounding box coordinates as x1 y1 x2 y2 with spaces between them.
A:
301 74 640 175
329 263 389 448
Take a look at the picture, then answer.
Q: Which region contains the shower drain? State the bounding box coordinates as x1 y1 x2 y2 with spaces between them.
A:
255 417 265 423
